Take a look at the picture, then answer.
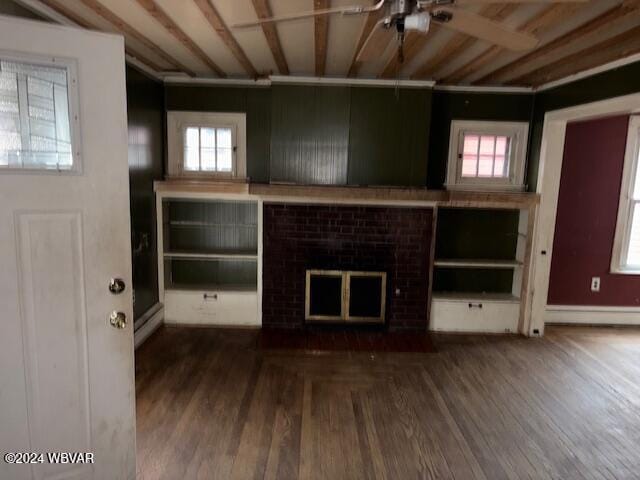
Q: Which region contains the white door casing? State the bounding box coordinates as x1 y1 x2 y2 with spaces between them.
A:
0 16 135 480
530 92 640 335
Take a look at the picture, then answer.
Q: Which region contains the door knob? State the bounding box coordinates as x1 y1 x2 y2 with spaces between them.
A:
109 278 126 294
109 311 127 329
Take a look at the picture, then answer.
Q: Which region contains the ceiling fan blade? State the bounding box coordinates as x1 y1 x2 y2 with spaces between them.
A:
433 7 539 51
453 0 587 4
356 20 395 62
233 1 385 29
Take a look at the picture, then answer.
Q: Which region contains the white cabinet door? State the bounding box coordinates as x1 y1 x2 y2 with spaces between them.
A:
431 298 520 333
0 17 135 480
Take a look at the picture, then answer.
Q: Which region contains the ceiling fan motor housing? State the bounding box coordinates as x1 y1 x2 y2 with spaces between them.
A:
389 0 414 18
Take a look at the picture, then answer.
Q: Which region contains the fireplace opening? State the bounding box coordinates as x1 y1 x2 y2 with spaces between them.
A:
305 270 386 324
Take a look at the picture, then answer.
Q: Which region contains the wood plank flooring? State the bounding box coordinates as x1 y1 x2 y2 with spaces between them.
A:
135 326 640 480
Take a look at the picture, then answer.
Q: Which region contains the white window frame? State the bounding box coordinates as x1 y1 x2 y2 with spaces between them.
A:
445 120 528 191
611 116 640 274
0 50 82 174
167 111 246 179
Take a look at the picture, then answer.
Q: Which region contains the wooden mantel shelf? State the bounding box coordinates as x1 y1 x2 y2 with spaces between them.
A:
154 180 540 209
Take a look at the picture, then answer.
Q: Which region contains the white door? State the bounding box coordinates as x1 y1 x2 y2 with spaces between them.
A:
0 16 135 480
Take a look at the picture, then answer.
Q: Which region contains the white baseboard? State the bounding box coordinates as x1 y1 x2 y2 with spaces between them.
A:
546 305 640 326
134 303 164 349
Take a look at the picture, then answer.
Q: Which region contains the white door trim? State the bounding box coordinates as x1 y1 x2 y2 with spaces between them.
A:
530 92 640 335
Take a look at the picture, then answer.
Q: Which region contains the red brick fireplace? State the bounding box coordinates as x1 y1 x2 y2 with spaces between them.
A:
262 203 433 331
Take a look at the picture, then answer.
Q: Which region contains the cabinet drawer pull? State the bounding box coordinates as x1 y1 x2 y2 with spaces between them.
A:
204 293 218 300
468 302 483 309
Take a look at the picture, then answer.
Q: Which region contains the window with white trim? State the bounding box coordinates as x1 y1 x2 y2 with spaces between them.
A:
167 111 246 179
0 56 79 171
612 116 640 273
446 120 528 191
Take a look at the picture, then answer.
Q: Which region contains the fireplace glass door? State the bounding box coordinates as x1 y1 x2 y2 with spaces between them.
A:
305 270 386 324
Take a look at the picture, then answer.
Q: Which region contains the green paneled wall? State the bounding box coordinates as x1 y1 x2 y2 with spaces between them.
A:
165 84 433 187
348 87 431 186
126 66 165 319
270 85 350 184
435 208 519 260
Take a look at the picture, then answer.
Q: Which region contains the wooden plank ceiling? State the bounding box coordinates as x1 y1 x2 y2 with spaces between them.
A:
24 0 640 87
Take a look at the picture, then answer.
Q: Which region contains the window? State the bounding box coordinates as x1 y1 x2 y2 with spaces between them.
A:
184 126 233 173
167 111 246 179
0 55 78 172
612 116 640 273
446 120 528 191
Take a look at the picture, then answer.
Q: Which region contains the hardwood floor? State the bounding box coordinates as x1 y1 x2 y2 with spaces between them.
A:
135 326 640 480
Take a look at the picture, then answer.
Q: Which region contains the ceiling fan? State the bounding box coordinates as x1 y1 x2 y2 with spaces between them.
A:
234 0 588 64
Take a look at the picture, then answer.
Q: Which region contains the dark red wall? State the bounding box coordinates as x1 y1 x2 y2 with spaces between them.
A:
262 204 433 330
548 114 640 306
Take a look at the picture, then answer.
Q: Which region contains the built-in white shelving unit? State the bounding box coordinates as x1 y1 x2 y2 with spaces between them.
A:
156 188 262 327
430 207 530 334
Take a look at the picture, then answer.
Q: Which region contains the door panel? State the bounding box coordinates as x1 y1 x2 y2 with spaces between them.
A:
15 212 92 480
0 16 135 480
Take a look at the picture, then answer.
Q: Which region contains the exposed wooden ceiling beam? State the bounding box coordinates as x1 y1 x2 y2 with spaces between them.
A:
37 0 169 74
251 0 289 75
347 6 384 77
134 0 225 77
410 4 516 81
476 0 640 85
379 32 429 79
314 0 330 76
193 0 258 77
442 3 581 84
76 0 195 76
515 24 640 86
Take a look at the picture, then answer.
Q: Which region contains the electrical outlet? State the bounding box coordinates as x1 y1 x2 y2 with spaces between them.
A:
395 288 401 296
591 277 601 292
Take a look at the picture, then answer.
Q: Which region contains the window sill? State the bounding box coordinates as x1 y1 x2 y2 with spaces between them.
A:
444 183 526 193
610 268 640 276
164 175 249 184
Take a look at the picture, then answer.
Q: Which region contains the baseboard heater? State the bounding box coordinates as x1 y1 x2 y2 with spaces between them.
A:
305 270 387 324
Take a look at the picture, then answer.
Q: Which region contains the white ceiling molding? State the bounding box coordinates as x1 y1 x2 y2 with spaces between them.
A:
163 76 271 87
126 55 163 82
12 0 75 26
535 52 640 93
269 75 436 88
434 85 533 94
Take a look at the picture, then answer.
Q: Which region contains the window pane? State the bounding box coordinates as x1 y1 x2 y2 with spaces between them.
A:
217 148 232 172
478 155 494 177
461 154 477 177
479 136 495 156
495 136 509 156
626 203 640 267
217 128 232 149
201 148 216 171
185 127 199 148
184 147 199 170
201 127 215 148
0 60 73 170
494 156 507 177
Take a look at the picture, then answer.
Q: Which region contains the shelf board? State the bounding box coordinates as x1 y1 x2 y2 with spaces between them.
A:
166 283 257 293
432 292 520 303
164 251 258 260
434 259 522 269
168 221 257 228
